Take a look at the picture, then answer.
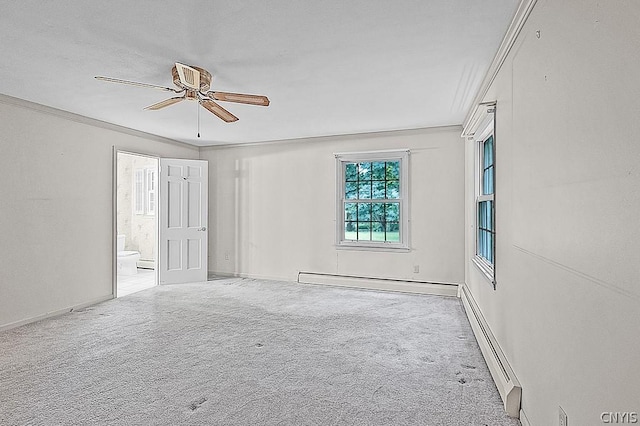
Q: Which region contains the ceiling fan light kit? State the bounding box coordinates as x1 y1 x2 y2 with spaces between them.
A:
95 62 269 124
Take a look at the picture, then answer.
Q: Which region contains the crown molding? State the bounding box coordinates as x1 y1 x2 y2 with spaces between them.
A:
0 92 196 150
462 0 538 133
199 125 463 151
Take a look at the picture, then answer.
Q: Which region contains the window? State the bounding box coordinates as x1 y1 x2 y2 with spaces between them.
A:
336 150 409 250
475 121 495 282
133 167 156 216
134 169 145 215
146 169 156 215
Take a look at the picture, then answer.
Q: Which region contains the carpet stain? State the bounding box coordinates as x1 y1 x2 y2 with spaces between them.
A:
458 377 467 385
255 343 264 348
188 397 208 411
462 364 477 369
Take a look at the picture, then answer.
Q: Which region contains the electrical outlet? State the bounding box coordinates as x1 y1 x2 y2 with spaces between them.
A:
224 252 230 261
559 406 568 426
413 265 420 274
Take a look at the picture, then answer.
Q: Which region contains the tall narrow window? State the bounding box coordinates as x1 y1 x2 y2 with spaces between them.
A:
146 168 156 215
475 122 495 282
336 150 409 250
134 169 145 215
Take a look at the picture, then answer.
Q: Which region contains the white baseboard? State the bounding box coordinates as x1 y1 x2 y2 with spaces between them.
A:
459 284 522 417
519 408 531 426
0 295 114 332
297 272 459 297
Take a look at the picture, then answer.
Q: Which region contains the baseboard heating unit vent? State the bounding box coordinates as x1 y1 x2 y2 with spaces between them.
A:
459 284 522 417
297 272 459 297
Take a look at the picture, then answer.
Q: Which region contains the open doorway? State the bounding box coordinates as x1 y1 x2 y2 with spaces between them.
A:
116 151 158 297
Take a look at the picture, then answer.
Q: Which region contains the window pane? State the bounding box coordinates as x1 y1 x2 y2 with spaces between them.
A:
345 222 357 240
386 161 400 180
385 203 400 222
387 180 399 199
358 181 371 199
372 222 385 241
385 222 400 242
357 203 371 221
345 181 358 199
372 162 386 180
357 222 371 241
488 232 493 263
344 203 357 221
371 202 385 221
477 201 494 264
372 180 386 199
484 136 494 167
345 163 358 181
358 162 371 181
483 165 494 195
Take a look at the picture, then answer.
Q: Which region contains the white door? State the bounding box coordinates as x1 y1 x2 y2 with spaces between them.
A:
158 158 208 284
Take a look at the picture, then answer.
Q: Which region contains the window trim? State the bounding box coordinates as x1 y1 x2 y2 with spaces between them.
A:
474 116 496 286
335 149 410 251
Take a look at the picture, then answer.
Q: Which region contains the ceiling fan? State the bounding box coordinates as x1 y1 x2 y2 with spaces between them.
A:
95 63 269 123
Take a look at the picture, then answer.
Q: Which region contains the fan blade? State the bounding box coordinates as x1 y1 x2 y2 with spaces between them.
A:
200 99 239 122
94 76 179 92
144 97 184 110
208 91 270 106
175 63 200 90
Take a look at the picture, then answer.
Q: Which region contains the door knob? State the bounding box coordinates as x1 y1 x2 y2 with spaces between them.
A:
197 227 207 231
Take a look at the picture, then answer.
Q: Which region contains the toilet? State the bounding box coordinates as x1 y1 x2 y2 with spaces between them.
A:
117 234 141 275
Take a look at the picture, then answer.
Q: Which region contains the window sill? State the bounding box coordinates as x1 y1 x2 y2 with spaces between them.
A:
336 242 410 253
472 256 495 287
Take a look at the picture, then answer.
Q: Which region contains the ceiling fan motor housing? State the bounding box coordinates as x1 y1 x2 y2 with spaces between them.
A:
172 65 211 92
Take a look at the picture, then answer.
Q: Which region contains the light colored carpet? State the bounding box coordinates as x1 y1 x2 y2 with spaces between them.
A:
0 278 520 426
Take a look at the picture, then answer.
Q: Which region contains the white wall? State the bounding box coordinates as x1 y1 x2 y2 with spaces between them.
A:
464 1 640 425
0 96 198 329
201 127 464 285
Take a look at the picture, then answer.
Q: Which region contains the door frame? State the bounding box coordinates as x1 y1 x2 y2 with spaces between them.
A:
112 147 160 298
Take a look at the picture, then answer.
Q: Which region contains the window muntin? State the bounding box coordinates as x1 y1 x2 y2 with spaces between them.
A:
337 151 409 250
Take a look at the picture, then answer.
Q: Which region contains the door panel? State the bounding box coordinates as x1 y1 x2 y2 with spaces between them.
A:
159 158 208 284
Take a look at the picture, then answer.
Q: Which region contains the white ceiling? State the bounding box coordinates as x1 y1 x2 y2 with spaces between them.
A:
0 1 519 146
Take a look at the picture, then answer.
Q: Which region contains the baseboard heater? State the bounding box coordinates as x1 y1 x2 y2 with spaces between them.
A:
459 284 522 417
137 259 155 269
297 272 459 297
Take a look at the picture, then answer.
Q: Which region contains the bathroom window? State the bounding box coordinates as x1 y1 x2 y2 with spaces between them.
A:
146 169 156 215
134 169 145 215
133 168 156 216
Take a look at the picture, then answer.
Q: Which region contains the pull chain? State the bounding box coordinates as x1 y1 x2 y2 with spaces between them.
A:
197 100 201 138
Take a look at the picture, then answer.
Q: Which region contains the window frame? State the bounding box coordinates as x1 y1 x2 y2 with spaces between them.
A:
473 117 496 285
335 149 410 251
